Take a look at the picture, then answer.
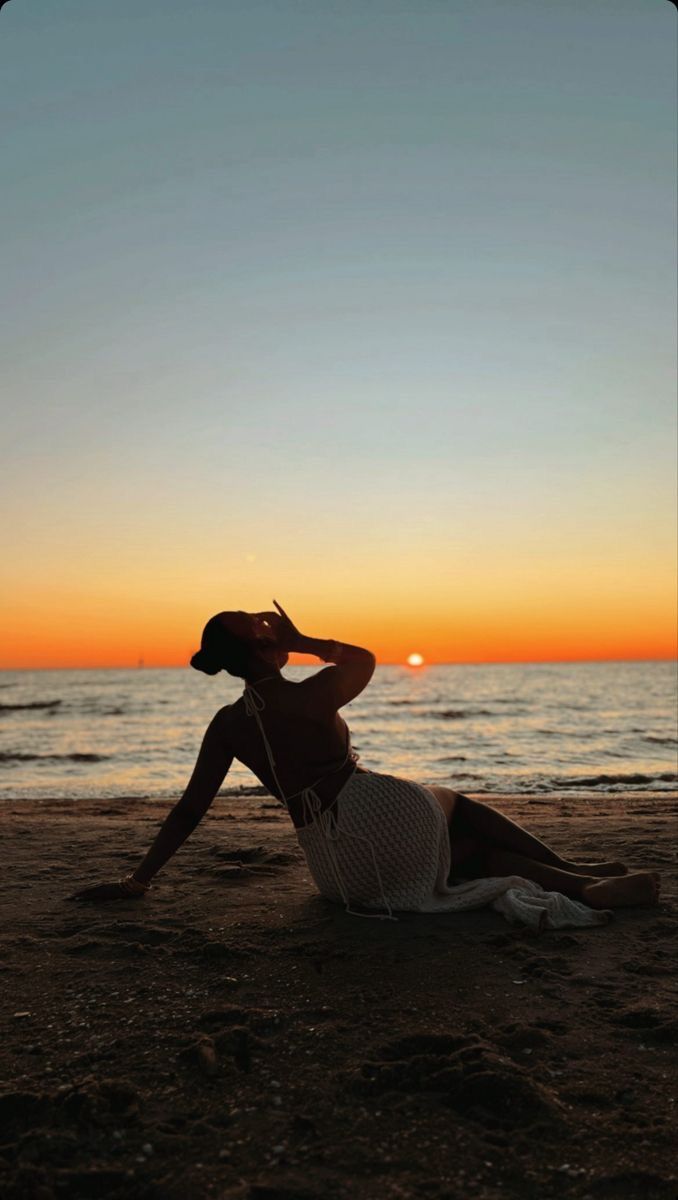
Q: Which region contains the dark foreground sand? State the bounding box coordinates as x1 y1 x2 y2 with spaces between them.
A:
1 791 676 1200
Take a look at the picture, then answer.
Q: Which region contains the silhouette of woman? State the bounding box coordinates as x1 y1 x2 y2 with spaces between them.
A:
70 601 660 917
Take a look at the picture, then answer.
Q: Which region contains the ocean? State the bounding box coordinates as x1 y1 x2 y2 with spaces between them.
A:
0 662 676 801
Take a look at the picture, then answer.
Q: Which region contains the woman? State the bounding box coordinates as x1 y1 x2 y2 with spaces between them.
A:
71 603 660 918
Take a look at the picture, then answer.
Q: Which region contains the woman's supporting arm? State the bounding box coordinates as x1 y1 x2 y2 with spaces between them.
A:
69 707 233 901
131 708 234 885
129 803 215 887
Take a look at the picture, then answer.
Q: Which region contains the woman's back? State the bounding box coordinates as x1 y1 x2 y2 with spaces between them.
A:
225 676 366 826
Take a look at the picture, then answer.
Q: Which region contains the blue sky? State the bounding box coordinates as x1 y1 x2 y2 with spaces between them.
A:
1 0 676 664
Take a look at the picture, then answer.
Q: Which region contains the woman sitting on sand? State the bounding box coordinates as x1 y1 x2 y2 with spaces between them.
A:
71 603 660 919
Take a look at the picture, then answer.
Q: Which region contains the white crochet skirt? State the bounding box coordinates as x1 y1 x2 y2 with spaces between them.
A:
295 769 610 930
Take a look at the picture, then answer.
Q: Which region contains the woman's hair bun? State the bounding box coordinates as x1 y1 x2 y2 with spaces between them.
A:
191 614 253 679
190 649 222 676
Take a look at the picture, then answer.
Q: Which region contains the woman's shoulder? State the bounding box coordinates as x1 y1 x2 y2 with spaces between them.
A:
211 702 239 730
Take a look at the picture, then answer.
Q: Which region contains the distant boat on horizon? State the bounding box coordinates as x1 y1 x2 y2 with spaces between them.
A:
137 656 144 669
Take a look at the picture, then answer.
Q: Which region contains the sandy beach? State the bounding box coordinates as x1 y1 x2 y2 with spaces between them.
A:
1 790 676 1200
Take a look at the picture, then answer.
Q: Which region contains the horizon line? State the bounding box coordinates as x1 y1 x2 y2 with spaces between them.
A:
1 656 676 672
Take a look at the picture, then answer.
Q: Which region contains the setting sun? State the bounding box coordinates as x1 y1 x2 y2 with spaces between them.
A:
406 653 425 667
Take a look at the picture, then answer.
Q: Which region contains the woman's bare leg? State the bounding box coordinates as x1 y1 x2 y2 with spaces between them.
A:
469 846 659 908
475 848 595 897
447 792 626 875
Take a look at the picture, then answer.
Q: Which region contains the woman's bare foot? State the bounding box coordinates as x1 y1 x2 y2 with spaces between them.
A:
582 872 660 910
566 860 628 878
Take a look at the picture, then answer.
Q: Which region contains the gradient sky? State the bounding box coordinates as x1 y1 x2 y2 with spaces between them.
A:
1 0 676 667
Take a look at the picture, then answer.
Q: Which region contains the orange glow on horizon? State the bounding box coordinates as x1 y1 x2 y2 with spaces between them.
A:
2 603 676 669
2 559 676 669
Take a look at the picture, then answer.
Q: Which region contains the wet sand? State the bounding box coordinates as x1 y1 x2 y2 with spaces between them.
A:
1 790 676 1200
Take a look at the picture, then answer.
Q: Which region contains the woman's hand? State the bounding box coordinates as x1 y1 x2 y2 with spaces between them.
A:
272 599 302 652
67 882 145 903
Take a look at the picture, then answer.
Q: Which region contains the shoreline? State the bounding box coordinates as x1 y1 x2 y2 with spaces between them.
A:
3 779 677 807
1 791 677 1199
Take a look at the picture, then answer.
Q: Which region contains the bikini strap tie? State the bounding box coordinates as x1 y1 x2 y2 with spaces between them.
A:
242 684 288 810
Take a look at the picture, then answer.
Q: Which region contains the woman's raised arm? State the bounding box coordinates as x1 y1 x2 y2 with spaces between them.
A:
273 599 376 710
68 708 234 902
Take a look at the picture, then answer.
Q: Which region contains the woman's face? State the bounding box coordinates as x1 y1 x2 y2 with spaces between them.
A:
218 611 288 668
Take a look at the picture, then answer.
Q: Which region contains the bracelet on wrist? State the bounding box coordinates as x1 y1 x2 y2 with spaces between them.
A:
119 873 151 896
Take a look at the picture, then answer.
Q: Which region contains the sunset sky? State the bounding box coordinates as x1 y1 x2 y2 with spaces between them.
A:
2 1 676 668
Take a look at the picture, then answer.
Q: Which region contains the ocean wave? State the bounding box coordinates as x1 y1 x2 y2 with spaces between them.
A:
643 735 678 745
535 729 601 741
0 752 107 763
437 755 468 762
552 771 677 788
433 709 493 720
78 705 127 716
0 700 62 713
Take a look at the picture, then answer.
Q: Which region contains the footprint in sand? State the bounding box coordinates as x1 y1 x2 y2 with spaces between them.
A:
198 1006 286 1037
534 1018 568 1035
518 953 572 980
55 921 181 958
178 1028 255 1074
611 1006 667 1029
207 845 298 881
347 1033 562 1127
621 951 673 978
496 1023 552 1052
179 1006 287 1075
608 1007 678 1044
587 1170 677 1197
